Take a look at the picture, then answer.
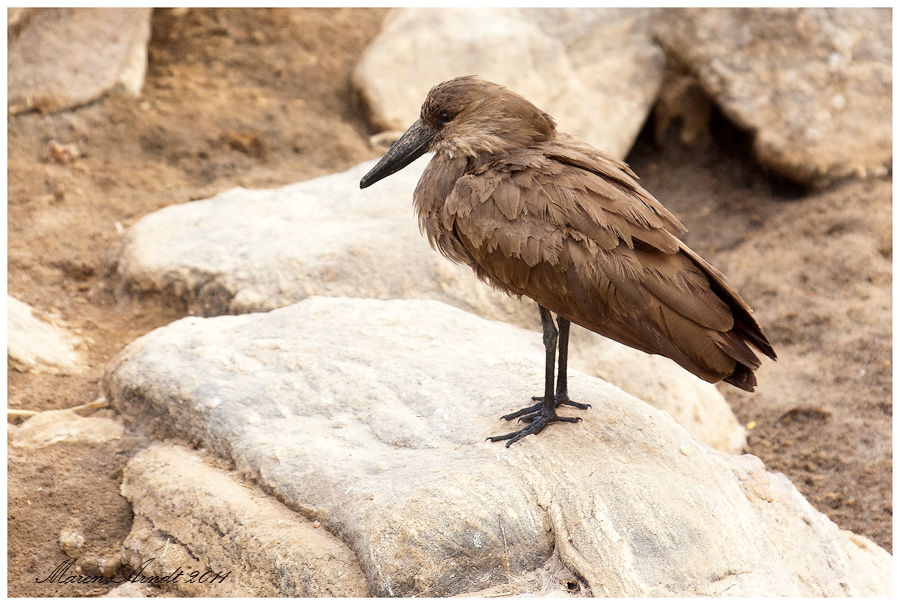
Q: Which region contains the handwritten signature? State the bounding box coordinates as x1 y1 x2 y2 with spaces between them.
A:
36 558 231 585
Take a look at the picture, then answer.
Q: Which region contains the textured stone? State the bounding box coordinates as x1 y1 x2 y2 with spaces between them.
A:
654 7 891 186
569 336 746 453
102 297 891 597
114 157 744 453
10 409 124 450
119 444 369 597
7 296 84 374
8 7 152 114
353 8 664 159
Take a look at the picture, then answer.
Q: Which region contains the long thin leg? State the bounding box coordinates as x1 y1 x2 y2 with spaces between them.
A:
488 306 581 447
556 316 590 410
539 305 557 408
556 314 569 398
498 306 556 422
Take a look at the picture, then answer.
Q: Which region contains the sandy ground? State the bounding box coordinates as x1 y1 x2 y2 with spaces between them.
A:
6 8 891 597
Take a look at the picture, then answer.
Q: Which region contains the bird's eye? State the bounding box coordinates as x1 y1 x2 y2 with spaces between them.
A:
438 111 453 123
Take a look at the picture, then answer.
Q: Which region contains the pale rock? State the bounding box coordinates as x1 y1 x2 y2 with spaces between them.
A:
101 583 174 598
7 296 84 374
653 7 891 187
568 335 746 453
522 8 667 159
452 551 586 596
102 297 891 597
7 8 42 33
59 521 86 558
115 157 744 452
120 444 369 597
353 8 664 159
10 409 124 450
8 7 152 114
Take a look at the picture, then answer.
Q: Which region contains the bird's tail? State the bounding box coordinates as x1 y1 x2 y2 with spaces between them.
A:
679 244 777 392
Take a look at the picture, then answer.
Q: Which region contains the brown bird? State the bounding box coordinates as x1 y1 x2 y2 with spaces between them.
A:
360 76 776 447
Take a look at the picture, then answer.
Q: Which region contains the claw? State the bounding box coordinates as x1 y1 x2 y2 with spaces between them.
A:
556 394 591 410
488 406 583 447
501 402 542 421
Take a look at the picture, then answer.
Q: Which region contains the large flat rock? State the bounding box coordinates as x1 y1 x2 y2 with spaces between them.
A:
353 8 664 160
8 8 152 114
101 297 891 597
114 157 744 453
654 7 891 187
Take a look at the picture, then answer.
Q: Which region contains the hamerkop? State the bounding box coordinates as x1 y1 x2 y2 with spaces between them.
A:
360 76 776 446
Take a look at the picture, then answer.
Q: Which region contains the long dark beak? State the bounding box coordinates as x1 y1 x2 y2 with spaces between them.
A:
359 119 436 189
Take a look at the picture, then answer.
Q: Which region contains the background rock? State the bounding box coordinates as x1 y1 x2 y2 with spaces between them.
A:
7 296 84 374
115 157 744 453
101 297 890 597
101 583 175 598
569 336 746 454
353 7 664 159
120 444 369 597
653 7 891 187
8 7 152 114
10 409 124 450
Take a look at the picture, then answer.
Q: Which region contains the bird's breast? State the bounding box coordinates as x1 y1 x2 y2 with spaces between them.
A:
414 153 468 213
413 153 473 260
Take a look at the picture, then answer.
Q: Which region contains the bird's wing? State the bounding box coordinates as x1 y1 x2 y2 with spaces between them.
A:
443 149 776 384
544 139 688 238
546 142 775 363
447 150 735 333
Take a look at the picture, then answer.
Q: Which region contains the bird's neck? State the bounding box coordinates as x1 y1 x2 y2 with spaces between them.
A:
433 135 508 159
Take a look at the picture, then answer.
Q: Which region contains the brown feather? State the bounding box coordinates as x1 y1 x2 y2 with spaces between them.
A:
407 76 775 390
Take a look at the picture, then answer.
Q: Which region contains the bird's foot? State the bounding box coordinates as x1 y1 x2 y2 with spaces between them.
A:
500 401 542 422
488 403 582 448
554 393 591 411
529 393 591 411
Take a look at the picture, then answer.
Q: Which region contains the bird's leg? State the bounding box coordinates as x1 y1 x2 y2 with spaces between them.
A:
554 316 590 411
496 306 556 422
518 315 590 412
488 306 582 447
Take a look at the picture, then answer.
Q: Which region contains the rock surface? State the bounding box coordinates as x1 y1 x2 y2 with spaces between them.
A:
10 409 124 450
115 157 744 453
120 444 369 597
569 336 746 454
102 297 891 597
654 7 891 187
8 7 152 114
353 8 664 159
7 295 84 374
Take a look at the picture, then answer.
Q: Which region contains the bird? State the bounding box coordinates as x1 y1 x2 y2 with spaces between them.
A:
359 76 776 447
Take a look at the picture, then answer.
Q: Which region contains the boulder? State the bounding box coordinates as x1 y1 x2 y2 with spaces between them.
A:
102 296 891 597
120 444 369 597
569 336 746 454
653 7 891 187
7 295 84 374
8 7 152 114
114 157 744 453
353 8 665 159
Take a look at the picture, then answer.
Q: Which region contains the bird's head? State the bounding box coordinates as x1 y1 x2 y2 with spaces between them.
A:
360 76 556 189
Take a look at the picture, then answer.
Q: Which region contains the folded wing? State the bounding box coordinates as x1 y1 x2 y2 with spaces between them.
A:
444 143 776 390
